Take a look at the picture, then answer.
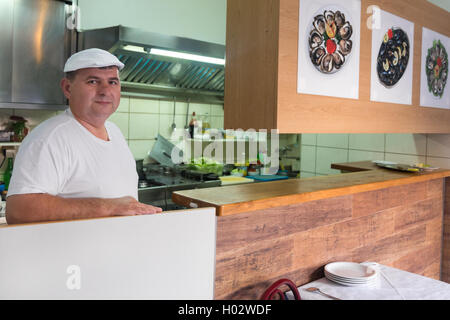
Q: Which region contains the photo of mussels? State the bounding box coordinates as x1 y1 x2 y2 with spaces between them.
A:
425 40 448 98
376 27 410 87
309 9 353 74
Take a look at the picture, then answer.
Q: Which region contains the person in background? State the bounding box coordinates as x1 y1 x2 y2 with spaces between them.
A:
5 48 162 224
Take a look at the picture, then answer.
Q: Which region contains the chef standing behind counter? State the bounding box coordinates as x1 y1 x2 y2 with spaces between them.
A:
5 48 162 225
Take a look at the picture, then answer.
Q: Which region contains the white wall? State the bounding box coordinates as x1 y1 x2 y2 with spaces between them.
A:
427 0 450 12
300 134 450 177
78 0 227 45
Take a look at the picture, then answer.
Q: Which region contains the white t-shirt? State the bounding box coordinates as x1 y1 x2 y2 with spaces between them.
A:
7 108 138 200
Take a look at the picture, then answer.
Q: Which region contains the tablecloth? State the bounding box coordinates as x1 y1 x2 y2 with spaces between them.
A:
286 263 450 300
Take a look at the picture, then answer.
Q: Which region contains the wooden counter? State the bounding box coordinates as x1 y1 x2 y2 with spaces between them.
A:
173 161 450 216
173 161 450 299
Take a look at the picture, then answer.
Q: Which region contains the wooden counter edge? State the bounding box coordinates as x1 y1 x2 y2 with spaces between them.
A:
173 165 450 216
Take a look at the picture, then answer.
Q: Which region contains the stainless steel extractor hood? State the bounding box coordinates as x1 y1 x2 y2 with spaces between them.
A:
0 0 73 110
77 25 225 103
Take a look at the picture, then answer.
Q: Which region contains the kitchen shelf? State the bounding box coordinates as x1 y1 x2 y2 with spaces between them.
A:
0 142 21 147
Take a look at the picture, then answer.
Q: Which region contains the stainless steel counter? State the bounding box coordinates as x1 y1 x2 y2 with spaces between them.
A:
138 177 221 210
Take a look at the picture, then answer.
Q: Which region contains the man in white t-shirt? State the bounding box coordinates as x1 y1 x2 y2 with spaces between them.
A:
5 48 162 224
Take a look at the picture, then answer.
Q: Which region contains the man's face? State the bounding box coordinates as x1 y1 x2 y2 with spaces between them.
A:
61 67 121 125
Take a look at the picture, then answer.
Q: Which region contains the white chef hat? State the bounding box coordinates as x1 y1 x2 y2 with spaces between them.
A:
63 48 125 72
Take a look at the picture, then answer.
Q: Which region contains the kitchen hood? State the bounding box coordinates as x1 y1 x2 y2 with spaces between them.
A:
77 26 225 103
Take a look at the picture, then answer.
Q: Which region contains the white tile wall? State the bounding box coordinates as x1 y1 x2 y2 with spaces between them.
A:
129 113 159 140
300 145 316 173
159 100 175 114
385 153 426 165
427 134 450 158
130 98 159 113
385 134 427 155
128 139 155 160
316 147 348 175
120 98 223 163
211 104 224 116
159 114 187 140
108 112 129 139
349 149 384 162
0 98 224 174
317 134 348 149
210 116 224 130
117 96 130 112
301 134 317 145
427 156 450 169
175 102 189 115
189 103 211 116
349 134 385 152
5 104 450 179
300 133 450 177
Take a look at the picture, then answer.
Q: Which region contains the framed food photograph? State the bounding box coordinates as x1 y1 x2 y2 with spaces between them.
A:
420 27 449 109
370 9 414 105
297 0 361 99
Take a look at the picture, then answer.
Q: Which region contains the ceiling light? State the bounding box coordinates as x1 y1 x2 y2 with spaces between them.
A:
150 48 225 65
123 45 146 53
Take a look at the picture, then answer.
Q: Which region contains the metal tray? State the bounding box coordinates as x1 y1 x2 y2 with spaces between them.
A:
149 134 183 168
375 162 419 172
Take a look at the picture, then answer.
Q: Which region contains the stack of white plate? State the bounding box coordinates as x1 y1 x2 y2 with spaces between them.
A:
324 262 379 287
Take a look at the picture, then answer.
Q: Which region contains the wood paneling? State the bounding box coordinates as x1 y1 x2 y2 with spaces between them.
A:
224 0 279 130
224 0 450 133
394 197 443 231
352 181 429 218
214 179 445 299
216 195 352 253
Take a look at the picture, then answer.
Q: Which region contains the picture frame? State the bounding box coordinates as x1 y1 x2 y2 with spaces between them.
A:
297 0 361 100
370 9 415 105
420 27 449 109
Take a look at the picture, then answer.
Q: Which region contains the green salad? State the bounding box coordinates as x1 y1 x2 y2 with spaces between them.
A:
188 157 224 175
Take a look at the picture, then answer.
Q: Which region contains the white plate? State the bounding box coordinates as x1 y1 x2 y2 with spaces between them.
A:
325 262 378 281
325 269 378 282
325 271 378 283
324 271 376 283
326 276 378 287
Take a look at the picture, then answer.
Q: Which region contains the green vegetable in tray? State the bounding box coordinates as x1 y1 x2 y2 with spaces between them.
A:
188 157 224 175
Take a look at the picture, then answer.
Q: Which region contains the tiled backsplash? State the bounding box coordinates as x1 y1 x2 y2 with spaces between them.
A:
0 97 224 174
300 133 450 177
2 104 450 179
117 97 224 161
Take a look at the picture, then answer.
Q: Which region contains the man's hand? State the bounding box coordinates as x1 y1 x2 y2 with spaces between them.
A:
109 196 163 216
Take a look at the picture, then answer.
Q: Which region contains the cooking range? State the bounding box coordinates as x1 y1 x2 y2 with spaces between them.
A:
137 163 221 211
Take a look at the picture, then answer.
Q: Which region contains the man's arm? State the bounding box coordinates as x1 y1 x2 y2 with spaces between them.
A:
5 193 162 225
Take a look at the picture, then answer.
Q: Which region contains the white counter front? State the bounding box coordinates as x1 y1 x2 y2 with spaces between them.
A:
0 208 217 300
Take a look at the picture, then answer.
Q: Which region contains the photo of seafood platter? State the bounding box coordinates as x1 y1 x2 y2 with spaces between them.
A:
308 9 353 74
369 9 414 105
425 39 448 98
297 0 361 99
376 27 410 87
